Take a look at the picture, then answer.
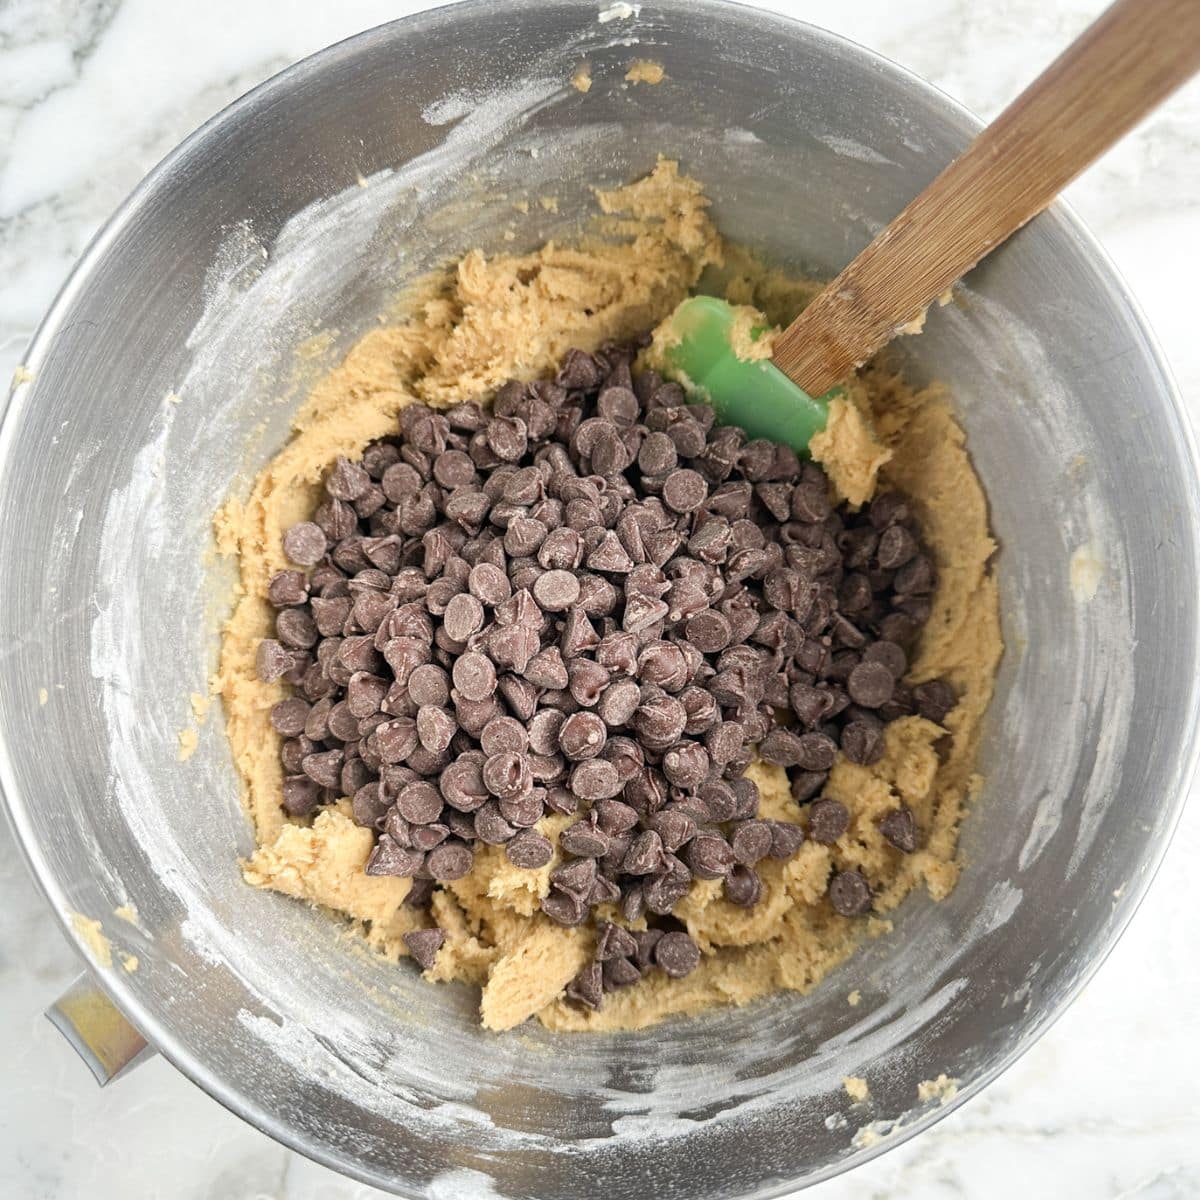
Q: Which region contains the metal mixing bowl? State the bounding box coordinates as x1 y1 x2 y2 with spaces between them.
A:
2 2 1197 1196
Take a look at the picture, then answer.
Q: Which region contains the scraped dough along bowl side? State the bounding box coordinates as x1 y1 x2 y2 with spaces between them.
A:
1 3 1194 1198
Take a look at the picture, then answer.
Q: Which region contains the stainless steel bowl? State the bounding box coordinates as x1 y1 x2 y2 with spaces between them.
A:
2 2 1197 1196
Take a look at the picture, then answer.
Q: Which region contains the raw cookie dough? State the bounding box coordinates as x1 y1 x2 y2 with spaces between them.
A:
215 159 1001 1032
625 59 666 85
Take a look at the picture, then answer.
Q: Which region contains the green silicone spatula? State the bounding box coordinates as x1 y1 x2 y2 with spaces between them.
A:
658 0 1199 454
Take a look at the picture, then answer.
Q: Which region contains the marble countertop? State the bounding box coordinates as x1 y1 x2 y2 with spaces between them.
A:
1 1 1198 1196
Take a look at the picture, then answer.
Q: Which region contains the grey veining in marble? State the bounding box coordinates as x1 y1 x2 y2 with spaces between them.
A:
1 1 1198 1197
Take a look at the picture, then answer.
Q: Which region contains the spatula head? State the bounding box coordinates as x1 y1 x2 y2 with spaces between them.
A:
656 296 831 454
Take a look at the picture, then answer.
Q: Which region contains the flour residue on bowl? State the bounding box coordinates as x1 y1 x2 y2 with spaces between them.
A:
599 2 640 22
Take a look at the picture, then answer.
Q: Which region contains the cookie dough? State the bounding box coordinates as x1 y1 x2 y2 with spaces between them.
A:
215 159 1001 1032
625 59 666 85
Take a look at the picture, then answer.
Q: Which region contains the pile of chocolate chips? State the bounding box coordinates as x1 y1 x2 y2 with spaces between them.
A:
257 338 955 1011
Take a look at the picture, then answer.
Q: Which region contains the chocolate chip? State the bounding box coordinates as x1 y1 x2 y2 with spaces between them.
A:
725 865 763 907
478 715 527 756
365 835 424 877
468 562 512 606
594 920 638 961
416 705 457 753
566 959 603 1008
684 832 735 879
486 623 539 674
847 661 895 709
451 651 496 702
807 798 849 844
644 861 692 915
404 663 447 708
863 640 907 679
301 748 343 789
351 782 389 828
638 641 688 692
270 697 311 737
427 840 474 880
431 450 476 490
552 856 598 899
662 741 710 788
913 679 956 724
505 828 554 868
381 462 422 503
533 568 581 612
524 709 565 758
654 931 700 978
632 692 686 749
876 524 918 569
396 780 443 824
347 672 388 718
444 809 478 841
403 877 436 909
404 927 445 970
758 729 805 767
482 752 532 800
618 884 645 923
829 869 872 916
894 554 935 596
695 780 735 823
528 751 565 784
730 820 774 866
519 647 566 691
841 719 885 765
698 725 740 773
561 606 600 656
498 786 545 831
370 717 420 764
543 888 589 927
568 659 610 707
256 639 296 683
594 799 640 836
637 430 678 476
570 758 623 801
465 801 513 849
282 775 321 816
879 806 919 852
767 820 806 859
661 469 708 513
645 809 696 854
796 731 839 770
559 711 608 760
615 829 660 876
268 570 310 607
443 592 485 643
326 456 371 501
869 492 909 528
283 521 327 566
602 956 640 990
729 776 760 821
596 678 641 727
684 609 732 654
410 822 449 851
560 817 609 857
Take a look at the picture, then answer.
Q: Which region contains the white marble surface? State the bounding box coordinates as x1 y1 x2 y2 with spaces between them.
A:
1 1 1198 1196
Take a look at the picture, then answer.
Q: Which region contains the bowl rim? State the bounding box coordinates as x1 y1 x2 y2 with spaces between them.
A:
2 0 1198 1195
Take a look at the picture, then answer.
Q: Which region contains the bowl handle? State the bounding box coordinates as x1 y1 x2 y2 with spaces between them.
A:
45 974 156 1085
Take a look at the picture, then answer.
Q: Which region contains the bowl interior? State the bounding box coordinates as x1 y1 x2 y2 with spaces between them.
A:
1 3 1196 1198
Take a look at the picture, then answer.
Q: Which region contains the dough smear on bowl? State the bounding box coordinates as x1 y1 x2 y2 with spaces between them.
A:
215 159 1001 1032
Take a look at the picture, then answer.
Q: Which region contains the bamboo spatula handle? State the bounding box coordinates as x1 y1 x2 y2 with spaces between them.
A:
771 0 1200 397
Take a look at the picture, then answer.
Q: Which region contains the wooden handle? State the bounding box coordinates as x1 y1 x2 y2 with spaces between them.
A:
772 0 1200 396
